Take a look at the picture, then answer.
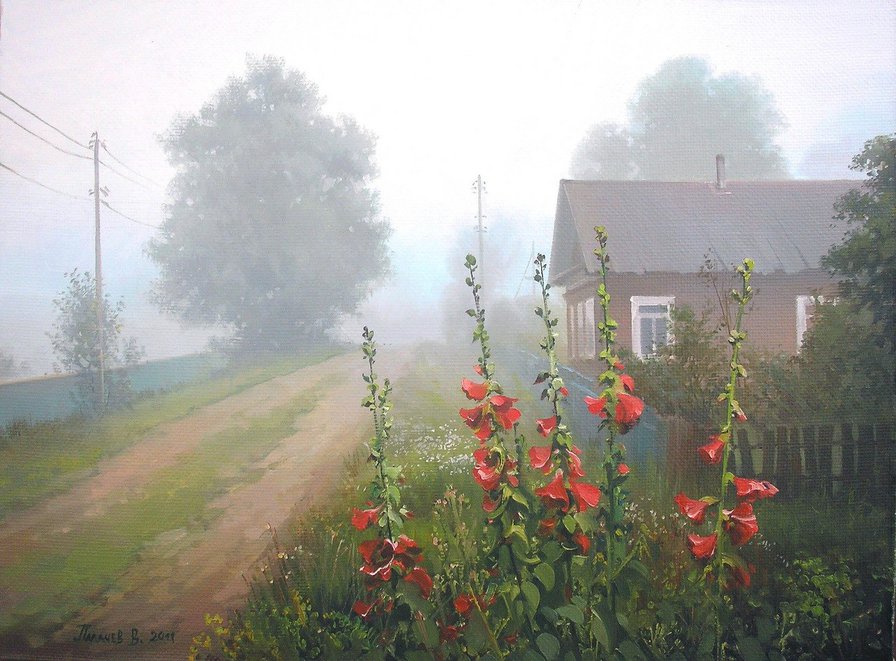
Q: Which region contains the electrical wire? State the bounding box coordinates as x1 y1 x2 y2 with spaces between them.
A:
101 200 160 229
0 161 89 200
101 143 163 189
0 90 90 150
0 110 93 161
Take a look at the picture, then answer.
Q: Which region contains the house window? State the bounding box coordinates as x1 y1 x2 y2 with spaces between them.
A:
631 296 674 358
796 295 827 351
568 298 595 360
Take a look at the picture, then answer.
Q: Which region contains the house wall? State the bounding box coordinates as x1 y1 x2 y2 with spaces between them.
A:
562 269 838 369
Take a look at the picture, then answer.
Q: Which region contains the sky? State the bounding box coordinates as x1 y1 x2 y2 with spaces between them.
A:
0 0 893 374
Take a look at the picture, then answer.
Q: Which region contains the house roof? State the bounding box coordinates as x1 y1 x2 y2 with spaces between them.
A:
549 179 859 284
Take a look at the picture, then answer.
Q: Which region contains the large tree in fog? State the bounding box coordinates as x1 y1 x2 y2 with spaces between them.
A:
571 57 788 181
149 57 390 351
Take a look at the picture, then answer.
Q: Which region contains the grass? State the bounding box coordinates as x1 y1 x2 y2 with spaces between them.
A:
0 347 342 518
0 389 320 642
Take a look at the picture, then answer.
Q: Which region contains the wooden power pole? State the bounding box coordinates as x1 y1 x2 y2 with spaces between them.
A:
90 131 105 412
473 174 486 290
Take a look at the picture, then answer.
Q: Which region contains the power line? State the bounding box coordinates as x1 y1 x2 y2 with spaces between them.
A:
0 90 90 150
101 143 163 189
0 109 93 162
101 200 160 229
96 156 155 191
0 161 88 200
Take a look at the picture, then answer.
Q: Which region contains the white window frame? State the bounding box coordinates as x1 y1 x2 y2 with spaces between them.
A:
567 302 578 360
568 298 596 360
631 296 674 359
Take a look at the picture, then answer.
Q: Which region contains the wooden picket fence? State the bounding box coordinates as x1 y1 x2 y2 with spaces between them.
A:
667 418 894 503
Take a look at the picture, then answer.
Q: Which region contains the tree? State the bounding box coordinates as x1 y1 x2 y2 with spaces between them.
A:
148 56 391 351
571 57 788 181
823 134 895 354
48 269 143 412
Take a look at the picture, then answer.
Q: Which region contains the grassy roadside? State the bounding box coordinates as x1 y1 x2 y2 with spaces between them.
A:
0 358 348 646
0 347 343 518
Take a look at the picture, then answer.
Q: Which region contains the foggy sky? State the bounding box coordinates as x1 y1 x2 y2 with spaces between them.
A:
1 1 893 373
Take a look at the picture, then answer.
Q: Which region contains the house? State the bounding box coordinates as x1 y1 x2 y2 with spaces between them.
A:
548 158 857 367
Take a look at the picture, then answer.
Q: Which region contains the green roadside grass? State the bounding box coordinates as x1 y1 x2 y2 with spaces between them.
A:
0 348 342 518
0 383 331 643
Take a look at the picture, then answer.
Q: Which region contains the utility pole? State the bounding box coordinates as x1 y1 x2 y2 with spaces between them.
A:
472 174 486 290
89 132 105 412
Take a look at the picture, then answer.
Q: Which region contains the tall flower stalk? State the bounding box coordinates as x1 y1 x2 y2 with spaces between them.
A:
585 226 645 613
673 259 779 658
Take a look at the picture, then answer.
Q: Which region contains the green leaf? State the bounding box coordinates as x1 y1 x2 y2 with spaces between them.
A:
735 634 767 661
539 605 559 624
618 639 647 661
590 612 610 650
554 604 584 625
521 580 540 616
541 541 564 564
536 633 560 660
534 563 555 591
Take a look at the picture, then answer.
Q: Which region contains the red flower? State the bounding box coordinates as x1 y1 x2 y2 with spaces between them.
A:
352 599 378 619
473 364 484 376
403 567 433 599
569 478 601 512
490 395 521 429
617 463 630 476
438 622 462 643
529 445 553 474
674 492 711 524
482 492 501 513
473 448 517 493
573 531 591 554
537 518 557 536
734 409 747 423
535 469 570 512
584 395 608 417
620 373 635 393
454 594 472 615
461 378 489 401
460 404 492 441
687 533 717 560
358 537 398 582
559 386 569 397
724 502 759 546
733 477 779 502
614 392 644 429
351 504 381 531
726 564 754 589
699 435 725 465
536 416 557 437
567 449 585 479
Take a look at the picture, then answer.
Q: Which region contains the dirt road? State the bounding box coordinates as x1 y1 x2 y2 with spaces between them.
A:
0 350 408 660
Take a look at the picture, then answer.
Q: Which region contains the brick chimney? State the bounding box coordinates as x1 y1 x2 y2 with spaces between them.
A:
716 154 726 189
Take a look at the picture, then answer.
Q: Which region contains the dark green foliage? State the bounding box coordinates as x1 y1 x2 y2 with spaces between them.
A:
572 57 788 181
823 133 896 356
149 56 390 351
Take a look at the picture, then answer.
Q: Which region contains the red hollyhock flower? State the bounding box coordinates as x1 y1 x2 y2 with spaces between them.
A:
727 564 753 589
687 533 717 560
567 449 585 479
573 531 591 554
352 599 378 619
359 537 398 582
617 463 630 476
614 392 644 428
350 504 381 531
569 478 601 512
699 435 725 464
529 445 553 474
473 364 484 376
674 492 711 524
472 447 502 491
535 469 570 512
584 395 608 417
613 360 625 371
734 409 747 423
403 567 433 599
461 378 489 401
733 477 779 502
537 518 557 536
620 373 635 393
559 386 569 397
482 492 501 513
724 502 759 546
536 416 557 437
454 594 472 615
460 404 492 441
490 395 521 429
438 622 462 643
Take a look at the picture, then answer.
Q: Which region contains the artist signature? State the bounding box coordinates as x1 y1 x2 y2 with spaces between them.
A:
72 623 175 645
